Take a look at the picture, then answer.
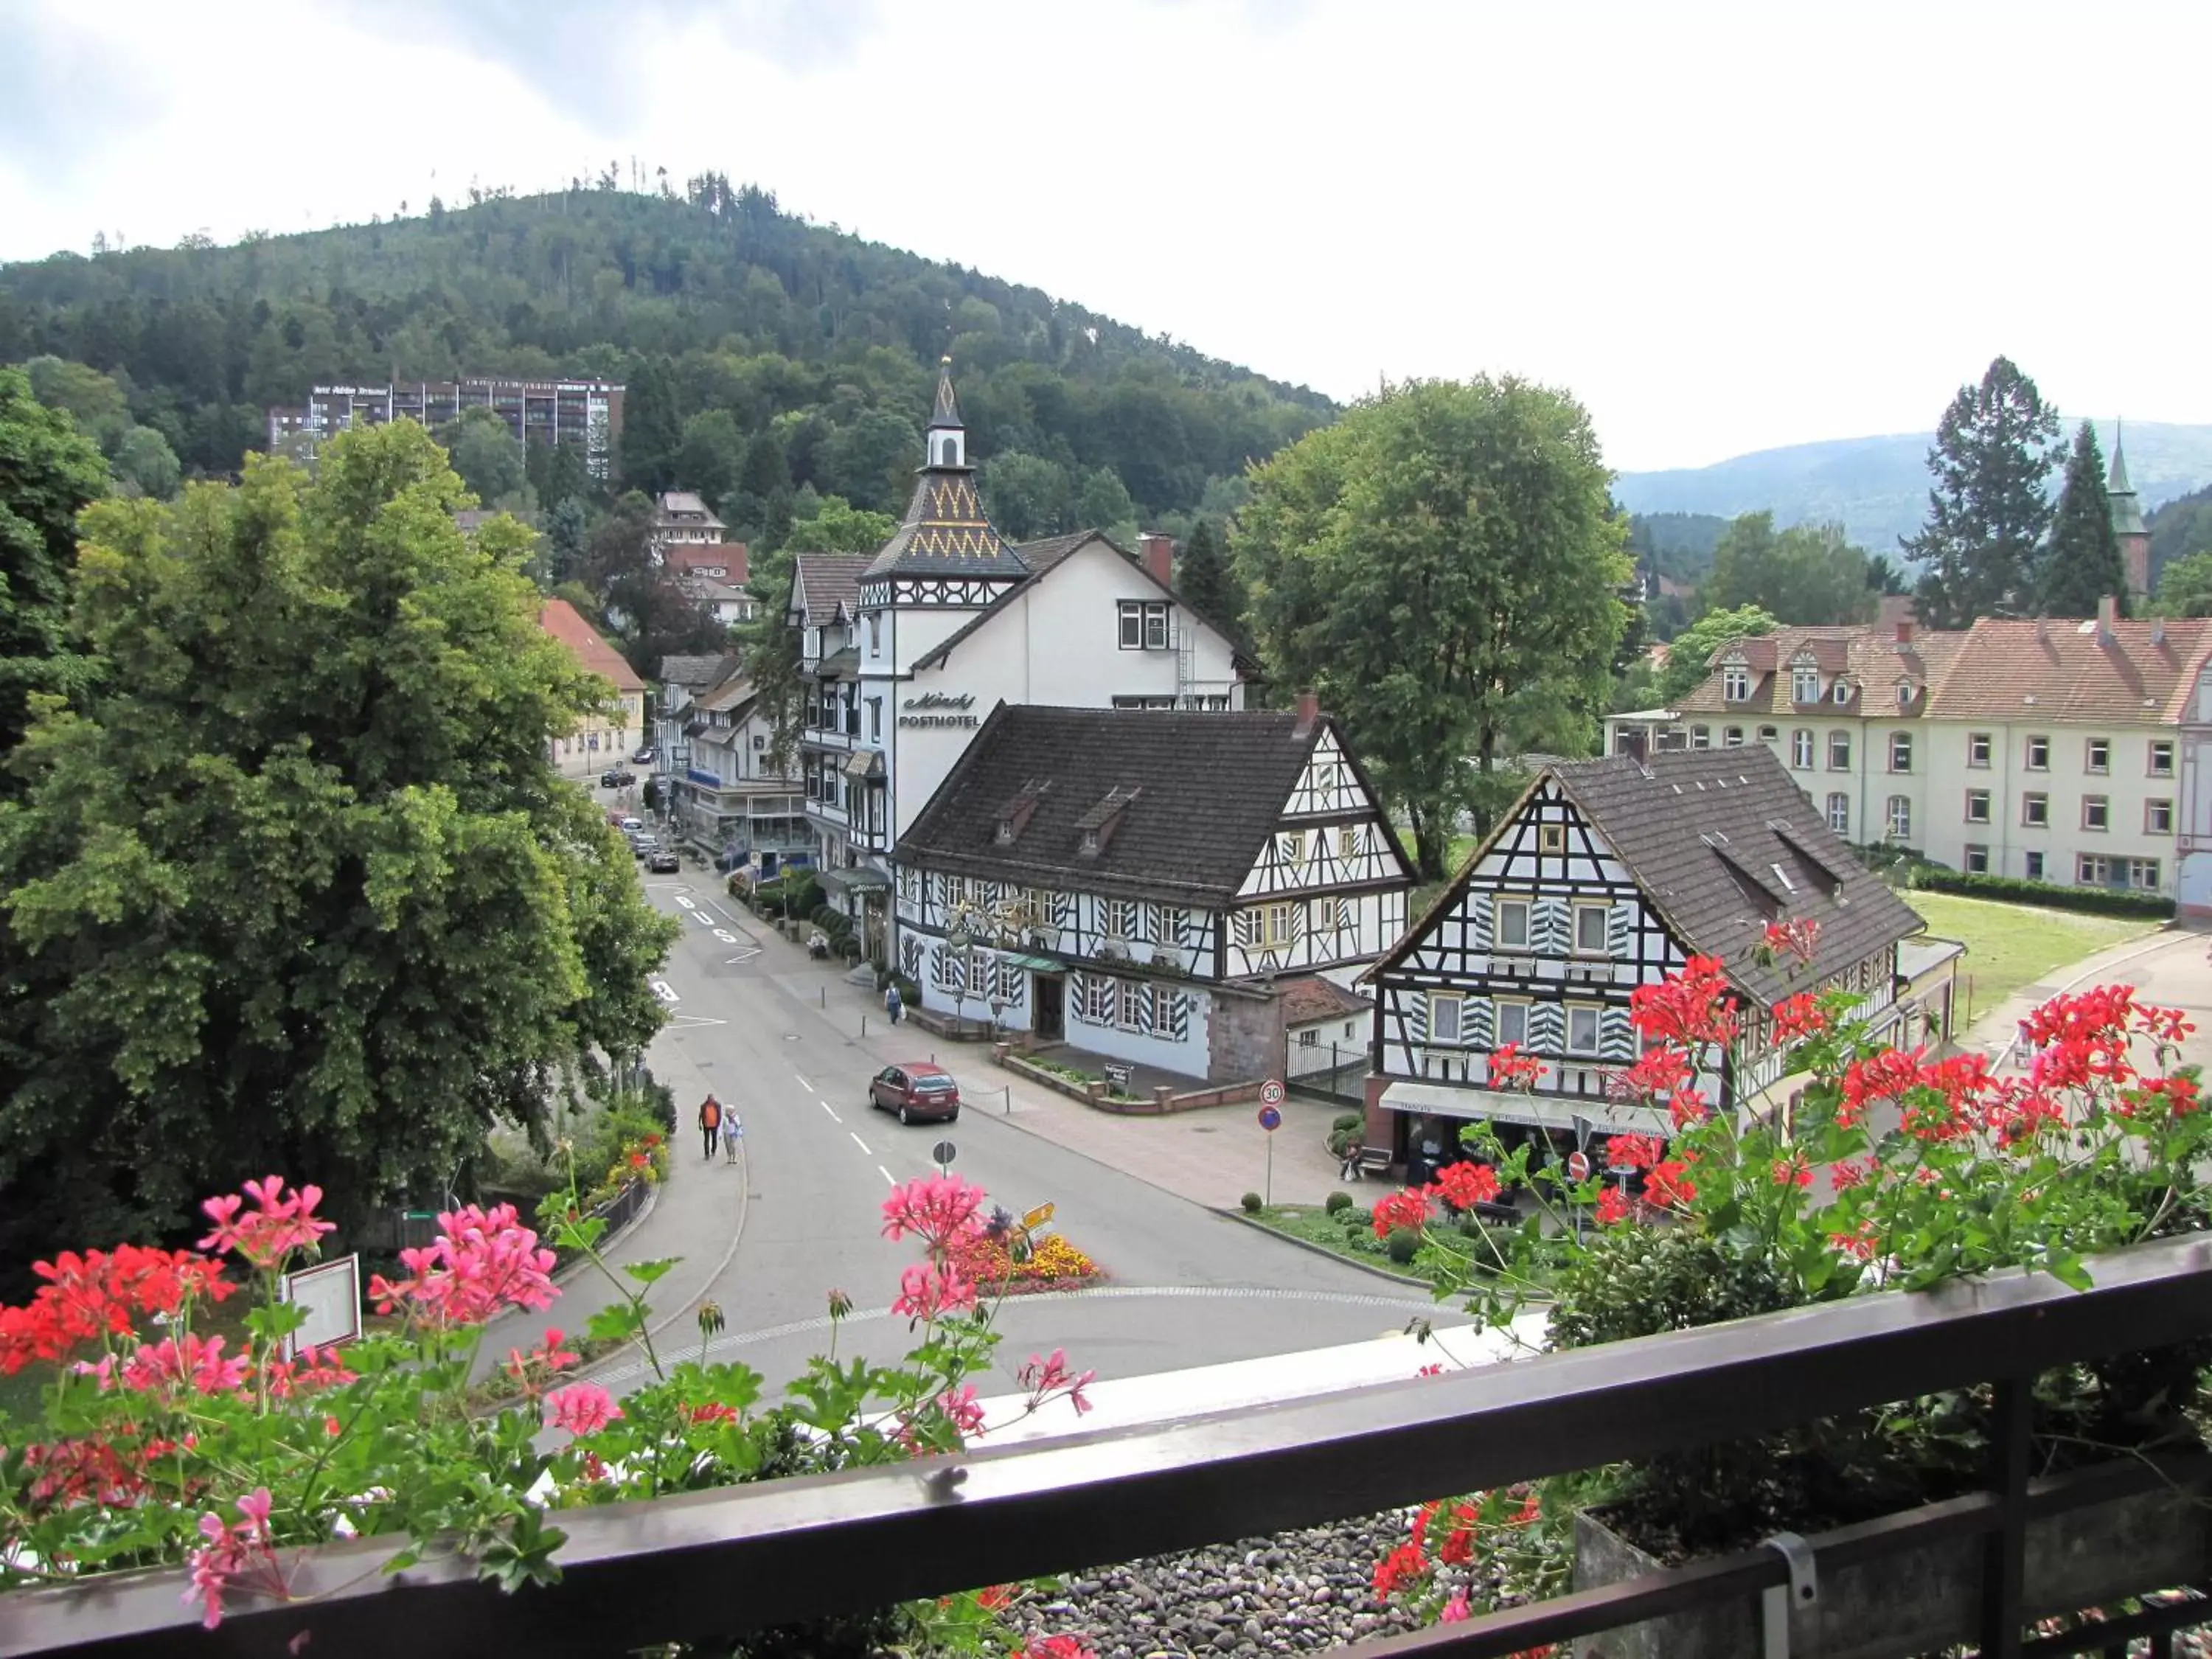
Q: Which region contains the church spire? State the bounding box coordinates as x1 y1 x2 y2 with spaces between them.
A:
2107 420 2146 538
928 355 962 432
923 356 967 469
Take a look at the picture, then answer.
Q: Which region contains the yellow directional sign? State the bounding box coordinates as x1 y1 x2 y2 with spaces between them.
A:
1020 1203 1055 1230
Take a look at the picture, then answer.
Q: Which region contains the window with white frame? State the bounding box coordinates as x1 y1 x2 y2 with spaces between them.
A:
1540 823 1566 854
2151 740 2176 778
1118 977 1147 1031
1566 1005 1602 1055
1792 729 1814 768
867 613 880 654
1338 825 1366 862
2026 735 2051 771
1889 733 1913 772
1722 665 1750 701
1887 795 1911 840
1758 726 1778 742
1495 1000 1530 1048
1964 844 1989 874
1282 830 1307 867
1573 904 1610 955
1967 731 1992 768
2025 850 2045 880
1725 727 1746 747
2082 796 2110 832
1117 600 1171 650
1826 793 1848 835
1833 681 1852 705
1792 667 1820 704
1691 726 1711 750
1829 731 1851 770
1309 896 1344 937
2148 799 2174 834
2086 737 2110 775
2023 793 2049 828
1260 902 1295 948
1965 789 1991 824
1496 899 1531 950
1104 897 1138 939
1428 992 1464 1046
2129 858 2162 888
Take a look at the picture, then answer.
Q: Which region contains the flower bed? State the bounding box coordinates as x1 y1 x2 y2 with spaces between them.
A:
1355 923 2212 1646
945 1221 1102 1295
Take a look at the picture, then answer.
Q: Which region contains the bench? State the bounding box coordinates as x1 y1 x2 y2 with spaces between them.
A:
1349 1147 1393 1180
1102 1060 1135 1092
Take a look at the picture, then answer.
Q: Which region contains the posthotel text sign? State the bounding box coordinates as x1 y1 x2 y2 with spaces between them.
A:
900 692 978 729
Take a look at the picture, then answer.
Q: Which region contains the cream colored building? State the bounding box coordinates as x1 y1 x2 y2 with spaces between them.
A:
539 598 648 776
1608 600 2212 900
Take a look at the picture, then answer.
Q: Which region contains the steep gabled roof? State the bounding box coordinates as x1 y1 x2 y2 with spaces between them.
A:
538 599 645 693
896 705 1352 906
791 552 871 623
1370 748 1922 1009
659 653 740 689
1924 616 2212 726
1674 624 1969 718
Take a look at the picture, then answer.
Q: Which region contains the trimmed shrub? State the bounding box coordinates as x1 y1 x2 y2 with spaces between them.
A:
1902 864 2174 919
1324 1190 1354 1216
1327 1112 1365 1157
1384 1226 1422 1265
1341 1206 1372 1231
1240 1191 1264 1214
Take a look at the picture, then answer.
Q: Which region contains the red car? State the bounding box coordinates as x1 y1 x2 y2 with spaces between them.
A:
868 1063 961 1125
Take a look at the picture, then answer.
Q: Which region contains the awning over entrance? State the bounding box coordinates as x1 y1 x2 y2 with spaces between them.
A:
818 866 890 896
998 953 1062 973
1378 1080 1669 1139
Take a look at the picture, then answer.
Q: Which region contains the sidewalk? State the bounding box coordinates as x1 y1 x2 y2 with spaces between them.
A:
1955 924 2212 1075
766 933 1362 1211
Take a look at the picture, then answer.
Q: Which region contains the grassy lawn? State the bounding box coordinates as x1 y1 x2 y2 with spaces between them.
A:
1246 1203 1419 1275
1907 891 2157 1018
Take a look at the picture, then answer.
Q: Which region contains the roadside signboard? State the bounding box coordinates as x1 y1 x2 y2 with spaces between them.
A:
1259 1078 1286 1107
1257 1105 1283 1133
1021 1203 1055 1230
933 1140 957 1175
1565 1150 1593 1183
278 1254 362 1361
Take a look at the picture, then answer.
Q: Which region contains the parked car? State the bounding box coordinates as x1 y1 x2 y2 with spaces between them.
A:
600 768 638 790
646 846 680 874
867 1063 961 1125
631 745 655 764
619 817 644 833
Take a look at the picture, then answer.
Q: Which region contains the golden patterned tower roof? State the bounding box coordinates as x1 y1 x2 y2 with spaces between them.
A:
864 363 1026 582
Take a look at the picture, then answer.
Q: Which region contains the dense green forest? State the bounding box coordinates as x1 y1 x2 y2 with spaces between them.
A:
0 177 1335 538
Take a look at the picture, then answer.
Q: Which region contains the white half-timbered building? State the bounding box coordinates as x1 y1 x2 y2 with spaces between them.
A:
892 698 1414 1083
1358 747 1925 1181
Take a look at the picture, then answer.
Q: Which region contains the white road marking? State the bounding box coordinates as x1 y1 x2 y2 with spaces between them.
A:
878 1165 896 1185
663 1013 726 1029
712 929 737 943
650 979 679 1004
821 1102 841 1123
722 947 761 964
793 1073 815 1093
849 1132 872 1155
674 895 697 910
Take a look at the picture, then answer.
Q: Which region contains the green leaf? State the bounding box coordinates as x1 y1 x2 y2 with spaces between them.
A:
623 1256 678 1286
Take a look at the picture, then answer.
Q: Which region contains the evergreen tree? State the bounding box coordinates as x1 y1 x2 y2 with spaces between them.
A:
620 357 683 495
2039 421 2127 618
1174 519 1244 636
1906 357 2061 628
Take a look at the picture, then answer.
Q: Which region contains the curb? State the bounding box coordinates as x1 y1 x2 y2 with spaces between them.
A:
1214 1207 1432 1288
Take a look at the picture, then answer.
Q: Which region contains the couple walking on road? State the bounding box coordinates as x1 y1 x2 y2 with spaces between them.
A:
697 1094 742 1164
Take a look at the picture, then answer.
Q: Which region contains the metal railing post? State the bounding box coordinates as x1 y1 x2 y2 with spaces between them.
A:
1980 1376 2032 1659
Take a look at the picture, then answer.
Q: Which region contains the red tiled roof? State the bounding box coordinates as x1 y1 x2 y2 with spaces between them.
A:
1278 975 1368 1025
1926 618 2212 726
538 599 646 693
1675 624 1969 720
666 543 748 582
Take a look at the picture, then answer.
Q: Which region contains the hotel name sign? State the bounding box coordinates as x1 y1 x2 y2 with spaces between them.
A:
899 692 979 729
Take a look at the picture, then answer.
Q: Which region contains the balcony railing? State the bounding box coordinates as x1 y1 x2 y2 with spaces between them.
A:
13 1234 2212 1657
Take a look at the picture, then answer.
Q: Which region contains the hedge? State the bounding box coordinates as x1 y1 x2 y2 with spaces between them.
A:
1902 865 2175 919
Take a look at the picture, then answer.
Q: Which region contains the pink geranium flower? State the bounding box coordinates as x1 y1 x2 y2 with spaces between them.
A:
544 1381 622 1438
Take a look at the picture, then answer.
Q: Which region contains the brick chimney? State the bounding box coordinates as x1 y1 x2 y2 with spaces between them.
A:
1293 688 1321 737
1138 532 1175 590
1877 593 1916 644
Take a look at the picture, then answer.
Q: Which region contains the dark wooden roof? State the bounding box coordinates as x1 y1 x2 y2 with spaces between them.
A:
896 705 1335 905
792 553 870 621
1551 748 1924 1006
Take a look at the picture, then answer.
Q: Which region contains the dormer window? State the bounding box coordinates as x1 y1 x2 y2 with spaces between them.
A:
1792 667 1820 704
1832 681 1851 706
1722 666 1750 702
1075 785 1141 857
994 782 1048 846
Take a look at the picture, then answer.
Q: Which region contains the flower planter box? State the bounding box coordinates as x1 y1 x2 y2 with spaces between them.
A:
1572 1461 2212 1659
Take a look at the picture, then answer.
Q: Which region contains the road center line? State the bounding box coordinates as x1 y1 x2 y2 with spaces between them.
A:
877 1164 896 1185
849 1131 872 1155
821 1102 842 1123
793 1074 814 1093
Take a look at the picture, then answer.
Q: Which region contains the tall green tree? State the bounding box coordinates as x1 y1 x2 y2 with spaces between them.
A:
1174 518 1243 636
438 406 529 509
111 425 182 499
2154 551 2212 619
1235 377 1628 879
980 451 1073 540
0 421 678 1262
2039 420 2127 618
1700 512 1876 626
1075 467 1138 543
0 368 109 792
620 356 684 495
782 495 897 554
675 409 744 506
1653 604 1779 706
1906 356 2062 628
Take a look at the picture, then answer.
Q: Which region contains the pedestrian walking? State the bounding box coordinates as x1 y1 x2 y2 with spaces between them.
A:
721 1108 743 1165
697 1094 723 1161
884 981 904 1026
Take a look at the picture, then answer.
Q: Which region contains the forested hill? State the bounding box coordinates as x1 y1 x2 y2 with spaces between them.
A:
0 178 1335 531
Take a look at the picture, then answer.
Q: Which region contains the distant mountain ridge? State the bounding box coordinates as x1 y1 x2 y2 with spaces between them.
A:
1615 422 2212 556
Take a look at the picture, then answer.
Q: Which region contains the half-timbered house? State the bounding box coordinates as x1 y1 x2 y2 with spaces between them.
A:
1358 747 1925 1180
892 698 1415 1084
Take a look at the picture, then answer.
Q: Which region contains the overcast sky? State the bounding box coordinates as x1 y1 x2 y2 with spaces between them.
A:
2 0 2203 472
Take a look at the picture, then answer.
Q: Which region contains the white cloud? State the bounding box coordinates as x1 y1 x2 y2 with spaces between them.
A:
2 0 2206 471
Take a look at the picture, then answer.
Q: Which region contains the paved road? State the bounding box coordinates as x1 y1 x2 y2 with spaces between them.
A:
490 866 1450 1398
